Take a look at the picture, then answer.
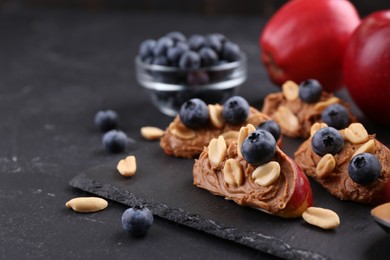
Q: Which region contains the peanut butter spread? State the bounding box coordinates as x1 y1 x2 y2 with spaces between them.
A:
193 141 301 216
160 107 271 158
295 135 390 204
262 92 356 138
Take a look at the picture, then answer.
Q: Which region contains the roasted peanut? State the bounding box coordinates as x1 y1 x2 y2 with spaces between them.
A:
316 154 336 178
208 136 227 165
310 122 328 137
314 97 340 112
282 80 299 101
274 106 299 132
237 124 256 158
223 158 244 186
65 197 108 213
302 207 340 229
140 126 165 140
208 104 225 129
352 140 376 157
117 155 137 177
252 161 281 186
344 123 368 144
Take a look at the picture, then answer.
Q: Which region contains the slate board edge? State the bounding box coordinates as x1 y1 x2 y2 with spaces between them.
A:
69 173 327 260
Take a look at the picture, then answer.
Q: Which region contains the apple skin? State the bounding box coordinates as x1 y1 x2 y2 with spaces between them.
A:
260 0 360 92
343 11 390 126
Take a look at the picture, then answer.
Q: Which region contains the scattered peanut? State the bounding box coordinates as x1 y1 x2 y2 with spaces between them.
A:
117 155 137 177
237 124 256 158
302 207 340 230
208 136 227 165
310 122 328 137
316 154 336 178
223 158 244 186
344 123 369 144
282 80 299 101
274 106 299 132
65 197 108 213
252 161 281 187
140 126 164 140
208 104 225 129
352 139 376 158
314 97 340 112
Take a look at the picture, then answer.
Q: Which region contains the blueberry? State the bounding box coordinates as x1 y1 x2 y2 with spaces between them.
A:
222 96 249 125
299 79 323 103
167 42 189 64
321 104 349 130
94 110 119 132
102 130 129 153
311 127 344 156
241 129 276 165
187 71 210 86
188 34 206 51
165 31 186 43
152 56 169 66
153 37 174 56
199 47 218 67
179 51 201 70
221 41 241 62
257 120 281 141
348 153 382 185
205 34 223 54
139 39 156 61
179 98 209 129
121 206 153 237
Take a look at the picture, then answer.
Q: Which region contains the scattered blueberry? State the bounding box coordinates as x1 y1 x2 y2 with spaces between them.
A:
179 51 201 70
179 98 209 129
121 206 154 237
187 71 210 85
188 34 206 51
321 104 349 129
257 120 281 141
153 37 175 56
165 31 186 43
199 47 218 67
311 127 344 156
222 96 249 125
299 79 323 103
221 41 241 62
167 42 189 64
139 39 157 61
102 130 129 153
94 110 119 132
348 153 381 185
241 129 276 165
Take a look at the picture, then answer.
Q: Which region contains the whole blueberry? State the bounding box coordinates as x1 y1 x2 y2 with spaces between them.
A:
311 127 344 156
102 130 129 153
222 96 249 125
205 34 223 54
139 39 156 61
221 41 241 62
152 56 169 66
179 98 209 129
241 129 276 165
153 37 174 56
199 47 218 67
94 110 119 132
121 206 153 237
179 51 201 70
348 153 382 185
257 120 281 141
321 104 350 129
165 31 186 43
299 79 323 103
167 42 189 64
188 34 206 51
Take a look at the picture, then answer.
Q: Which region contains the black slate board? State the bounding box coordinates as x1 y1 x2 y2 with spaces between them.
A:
69 137 390 260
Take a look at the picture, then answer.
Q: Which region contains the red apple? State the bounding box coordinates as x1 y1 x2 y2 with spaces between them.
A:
343 10 390 126
260 0 360 92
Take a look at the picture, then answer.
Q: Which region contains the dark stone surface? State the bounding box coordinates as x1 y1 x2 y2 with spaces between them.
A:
1 6 389 260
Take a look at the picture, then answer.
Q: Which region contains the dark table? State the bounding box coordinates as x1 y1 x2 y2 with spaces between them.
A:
1 7 389 260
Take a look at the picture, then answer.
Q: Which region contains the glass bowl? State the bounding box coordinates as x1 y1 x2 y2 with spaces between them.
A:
135 53 247 116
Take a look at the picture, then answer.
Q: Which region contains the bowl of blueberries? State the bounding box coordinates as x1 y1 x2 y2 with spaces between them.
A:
135 31 247 116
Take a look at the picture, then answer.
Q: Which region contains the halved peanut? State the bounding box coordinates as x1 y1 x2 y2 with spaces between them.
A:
237 124 256 158
344 123 368 144
314 97 340 112
208 136 227 165
117 155 137 177
310 122 328 137
221 130 239 140
208 104 225 129
140 126 164 140
252 161 281 187
274 106 299 132
282 80 299 101
65 197 108 213
170 123 196 139
302 207 340 229
223 158 244 186
316 154 335 178
352 139 376 158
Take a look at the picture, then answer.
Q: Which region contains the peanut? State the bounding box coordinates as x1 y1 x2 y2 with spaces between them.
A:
302 207 340 229
65 197 108 213
274 106 299 132
237 124 256 158
344 123 368 144
140 126 165 140
208 104 225 129
282 80 299 101
223 158 244 186
117 155 137 177
310 122 328 137
252 161 281 187
314 97 340 112
208 136 227 165
316 154 336 178
352 139 376 158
